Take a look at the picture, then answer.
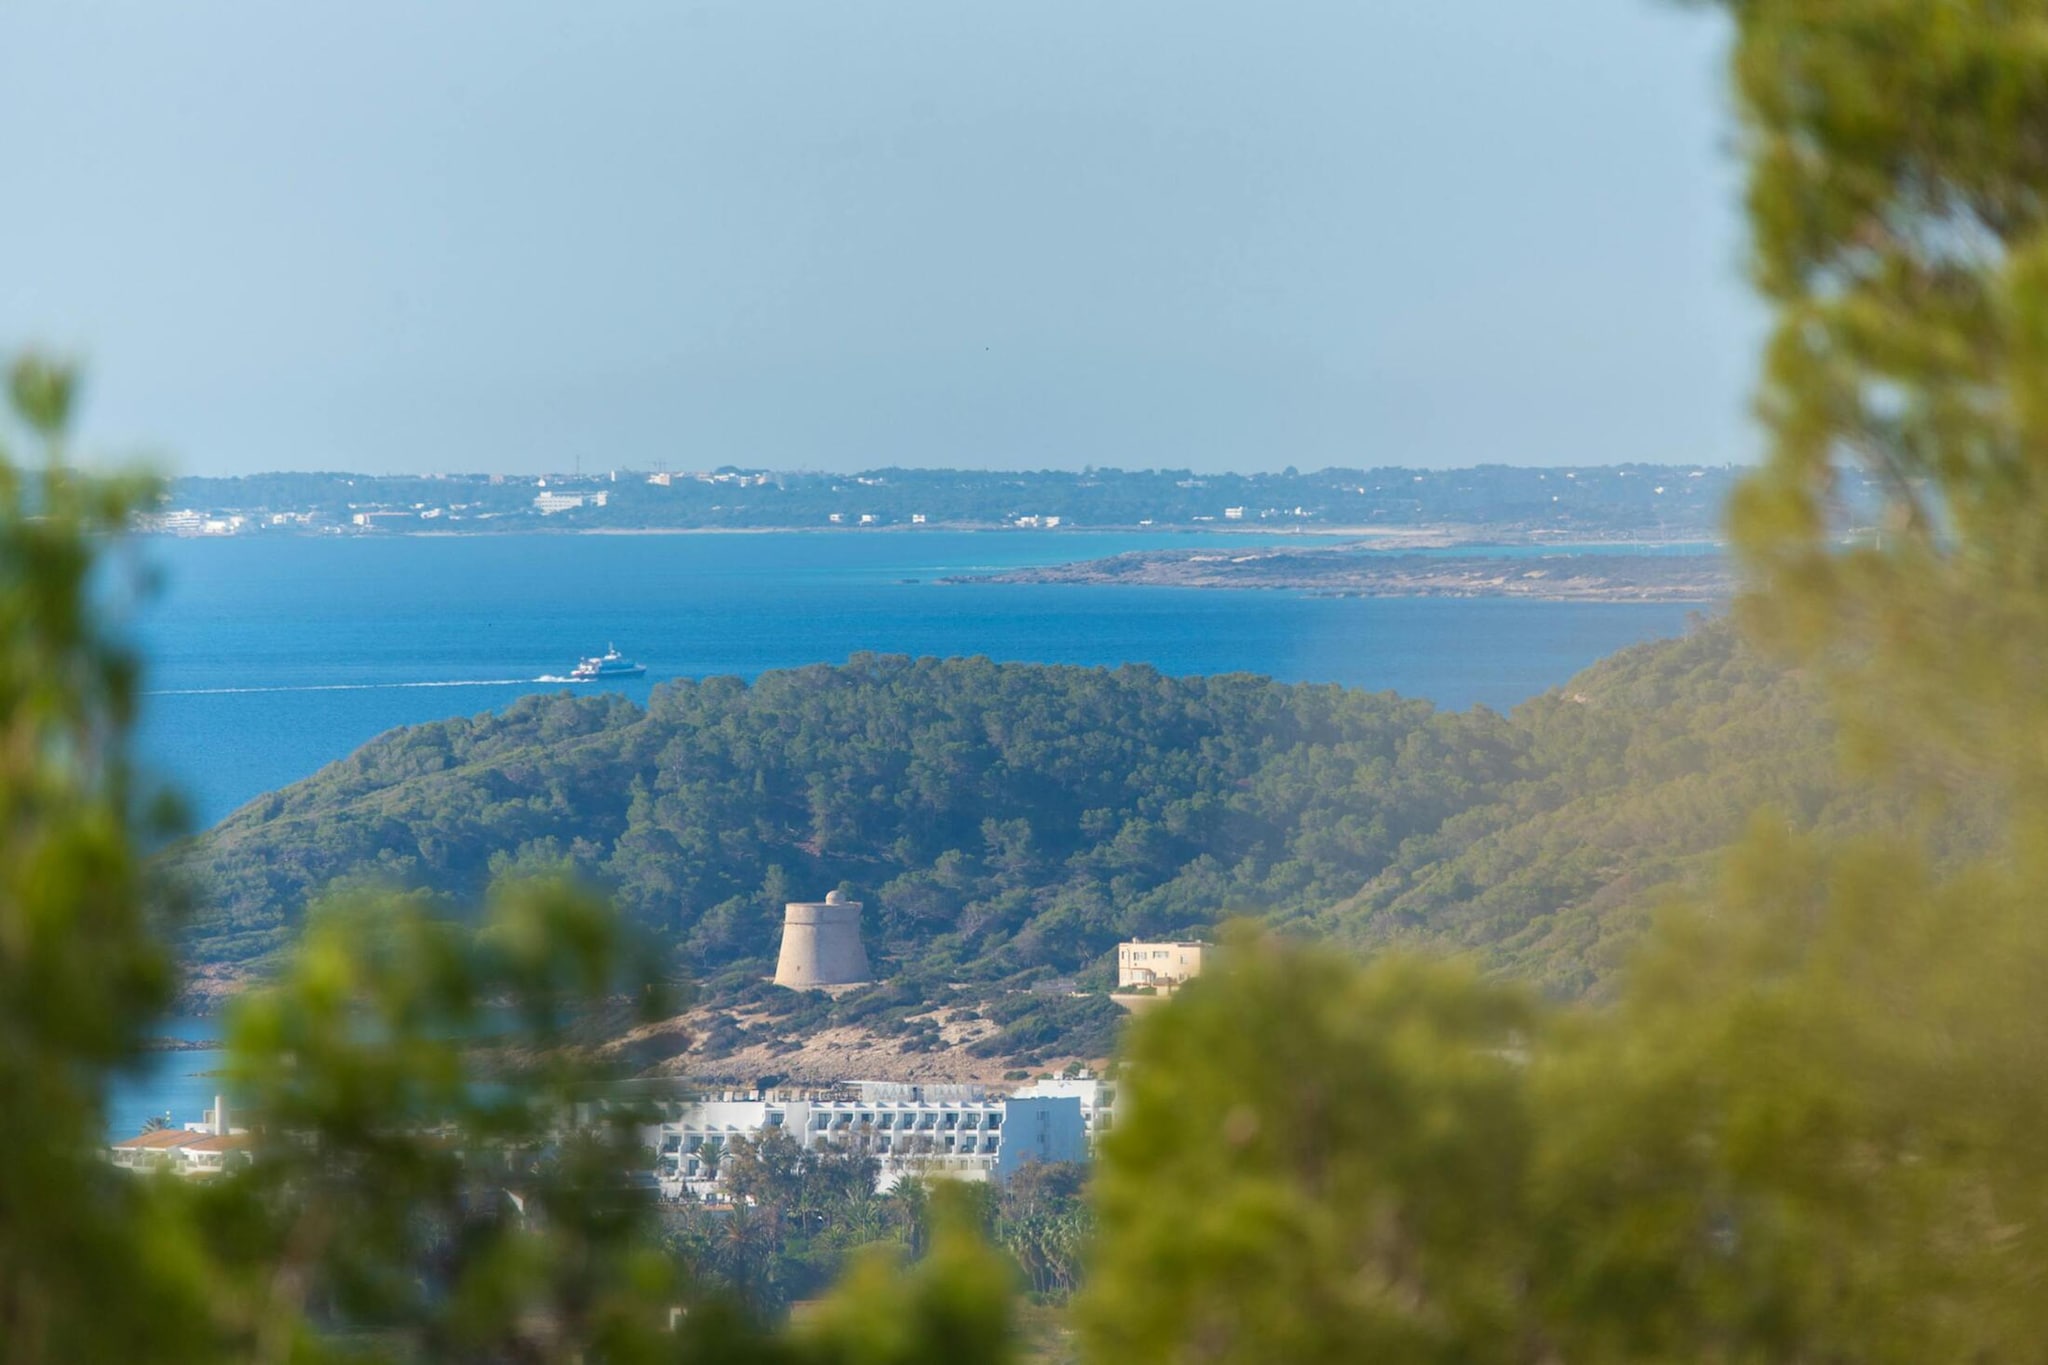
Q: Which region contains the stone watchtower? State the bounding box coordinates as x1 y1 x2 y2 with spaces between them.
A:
772 890 872 989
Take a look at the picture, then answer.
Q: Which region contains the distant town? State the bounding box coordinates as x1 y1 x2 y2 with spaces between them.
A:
138 463 1773 541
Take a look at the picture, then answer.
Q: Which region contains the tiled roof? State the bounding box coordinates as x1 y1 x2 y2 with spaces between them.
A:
112 1128 208 1150
179 1133 252 1153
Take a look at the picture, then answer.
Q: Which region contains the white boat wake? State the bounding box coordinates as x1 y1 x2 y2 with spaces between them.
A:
146 677 559 697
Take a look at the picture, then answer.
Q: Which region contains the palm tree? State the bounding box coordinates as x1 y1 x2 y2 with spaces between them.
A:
829 1190 895 1250
712 1202 783 1309
697 1136 724 1183
884 1176 932 1256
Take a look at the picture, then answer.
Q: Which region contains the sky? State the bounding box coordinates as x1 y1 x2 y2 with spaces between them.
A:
0 1 1761 477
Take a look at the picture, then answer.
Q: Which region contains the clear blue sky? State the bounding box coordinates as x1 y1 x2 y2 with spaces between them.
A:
1 1 1759 477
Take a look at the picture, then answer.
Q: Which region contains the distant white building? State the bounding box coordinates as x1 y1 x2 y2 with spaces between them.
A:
1223 507 1246 521
646 1082 1087 1198
141 508 245 536
535 490 607 515
1117 940 1208 991
108 1093 251 1177
1010 1074 1115 1142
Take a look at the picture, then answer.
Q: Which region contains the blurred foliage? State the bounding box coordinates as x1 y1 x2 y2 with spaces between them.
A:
207 882 680 1361
0 353 197 1362
1716 0 2048 806
781 1183 1017 1365
660 1145 1092 1320
1088 852 2048 1361
1083 929 1538 1364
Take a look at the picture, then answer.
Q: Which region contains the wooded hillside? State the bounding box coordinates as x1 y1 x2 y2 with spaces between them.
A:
183 621 1935 1024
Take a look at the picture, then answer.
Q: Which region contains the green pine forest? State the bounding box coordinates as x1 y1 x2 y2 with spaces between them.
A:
180 617 1955 1053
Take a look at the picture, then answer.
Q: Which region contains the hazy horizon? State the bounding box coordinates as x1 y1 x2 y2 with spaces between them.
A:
4 1 1761 478
167 458 1746 483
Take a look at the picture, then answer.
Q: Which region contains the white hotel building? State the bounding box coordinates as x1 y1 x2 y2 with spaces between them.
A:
646 1080 1094 1197
108 1094 251 1177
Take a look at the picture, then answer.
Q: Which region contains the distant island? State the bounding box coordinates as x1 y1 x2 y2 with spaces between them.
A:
949 544 1732 602
140 462 1797 541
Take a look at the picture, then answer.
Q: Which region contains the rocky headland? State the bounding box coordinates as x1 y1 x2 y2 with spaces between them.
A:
947 543 1732 601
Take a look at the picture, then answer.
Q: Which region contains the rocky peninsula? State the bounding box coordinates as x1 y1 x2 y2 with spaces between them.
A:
947 543 1732 602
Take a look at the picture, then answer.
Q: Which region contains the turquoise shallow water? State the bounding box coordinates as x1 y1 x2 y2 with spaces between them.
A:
108 529 1709 1132
129 530 1708 828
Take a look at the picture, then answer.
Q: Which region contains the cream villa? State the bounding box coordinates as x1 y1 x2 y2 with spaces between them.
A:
1116 940 1208 991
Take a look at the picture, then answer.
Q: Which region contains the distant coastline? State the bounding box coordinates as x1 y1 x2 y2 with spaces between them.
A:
140 461 1760 543
948 543 1733 603
138 519 1734 602
145 519 1730 550
392 521 1392 540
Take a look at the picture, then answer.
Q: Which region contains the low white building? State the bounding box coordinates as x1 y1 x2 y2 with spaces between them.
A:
534 490 608 515
1009 1074 1115 1142
646 1082 1087 1199
108 1094 251 1177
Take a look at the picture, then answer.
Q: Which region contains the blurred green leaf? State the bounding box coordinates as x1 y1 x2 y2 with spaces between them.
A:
6 353 75 441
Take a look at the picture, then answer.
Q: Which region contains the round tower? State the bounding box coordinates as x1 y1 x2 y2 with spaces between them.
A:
773 890 873 989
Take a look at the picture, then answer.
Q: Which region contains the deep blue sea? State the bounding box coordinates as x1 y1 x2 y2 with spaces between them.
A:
110 528 1708 1135
109 1018 226 1143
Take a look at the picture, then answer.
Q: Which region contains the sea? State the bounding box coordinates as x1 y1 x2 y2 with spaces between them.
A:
110 527 1712 1135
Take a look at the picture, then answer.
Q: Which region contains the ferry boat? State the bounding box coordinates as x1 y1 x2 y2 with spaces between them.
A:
569 645 647 681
